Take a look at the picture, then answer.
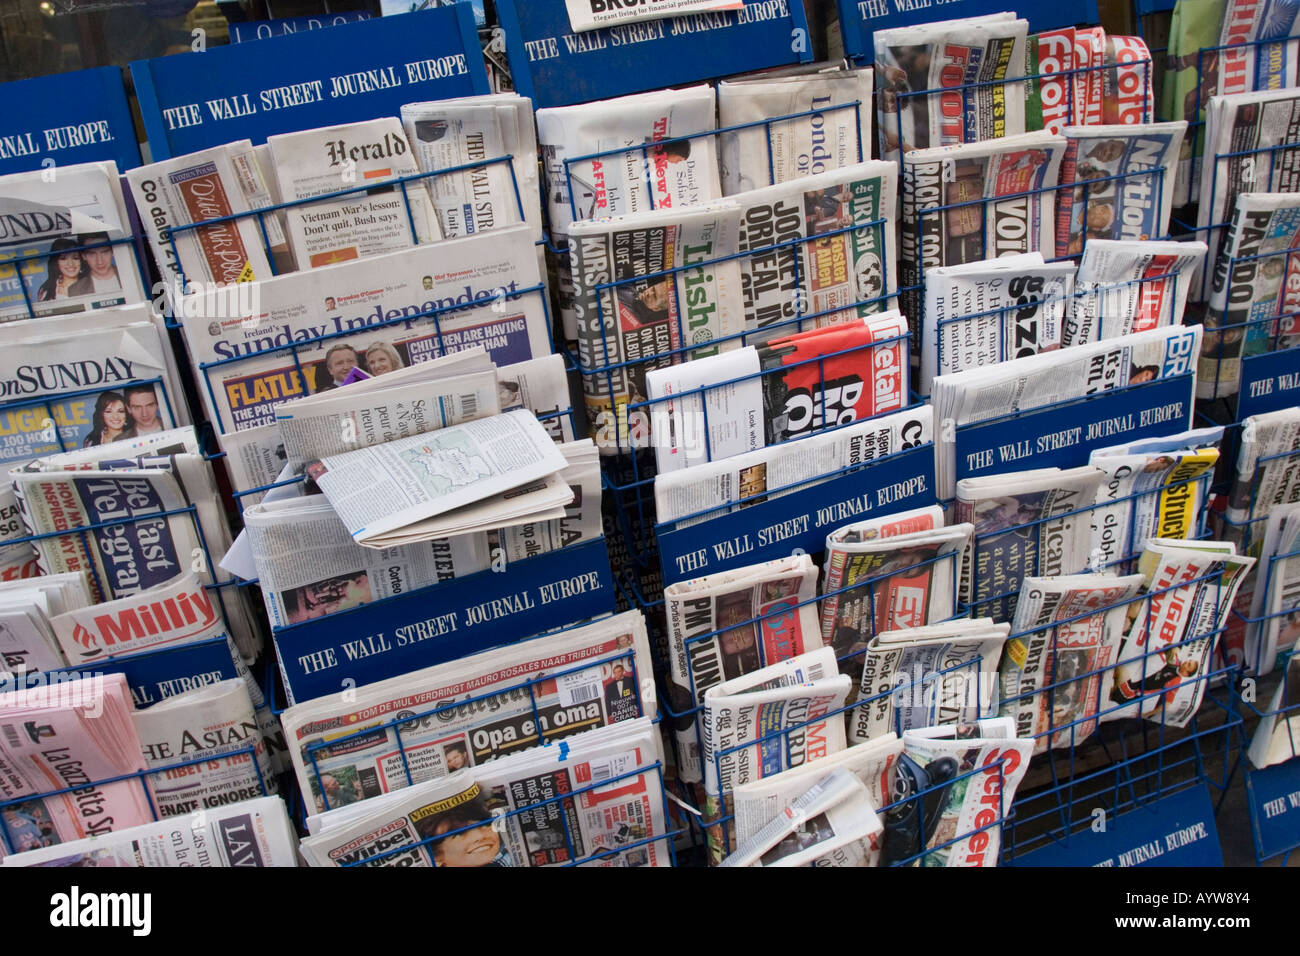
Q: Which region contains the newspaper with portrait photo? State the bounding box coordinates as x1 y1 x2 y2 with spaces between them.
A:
1 161 145 322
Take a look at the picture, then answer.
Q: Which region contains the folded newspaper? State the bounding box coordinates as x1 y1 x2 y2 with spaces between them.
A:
0 303 188 467
1227 406 1300 529
400 92 544 242
956 465 1103 620
1200 191 1300 399
1104 538 1254 726
133 678 277 817
874 13 1028 161
0 161 145 321
301 716 670 867
281 611 657 812
920 253 1074 394
1196 87 1300 300
717 67 874 194
719 767 882 867
0 673 153 857
932 323 1204 500
1 796 298 867
0 573 89 675
645 312 909 473
821 511 971 686
1025 28 1076 136
536 84 722 340
309 408 570 547
700 647 850 861
1066 239 1206 347
1088 426 1222 571
1055 122 1185 258
1243 502 1300 676
1246 652 1300 768
267 118 439 269
1000 573 1146 753
731 732 902 867
125 142 279 294
883 717 1033 866
849 618 1008 744
663 553 823 784
900 130 1067 337
655 404 933 527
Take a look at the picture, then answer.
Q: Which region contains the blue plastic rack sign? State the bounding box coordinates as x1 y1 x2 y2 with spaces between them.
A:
229 12 373 43
2 637 240 711
1237 348 1300 421
0 66 140 175
273 539 617 704
1247 758 1300 860
656 443 936 586
834 0 1100 61
131 6 487 160
954 376 1194 485
494 0 812 110
1012 783 1224 867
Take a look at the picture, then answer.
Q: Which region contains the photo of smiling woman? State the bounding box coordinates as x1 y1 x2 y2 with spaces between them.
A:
413 788 515 867
36 237 89 302
82 390 136 447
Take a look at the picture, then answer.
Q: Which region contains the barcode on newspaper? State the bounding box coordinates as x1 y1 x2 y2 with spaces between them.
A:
585 752 637 795
460 393 478 417
557 669 601 708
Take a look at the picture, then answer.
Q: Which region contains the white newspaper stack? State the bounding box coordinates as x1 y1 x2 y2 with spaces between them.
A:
401 93 544 242
874 13 1028 161
920 253 1074 395
719 767 882 867
2 796 298 867
310 408 571 547
931 324 1204 500
125 142 280 294
1200 191 1300 400
1001 573 1146 753
1197 88 1300 300
1247 653 1300 768
717 67 874 194
267 118 438 269
1105 539 1255 727
133 678 277 818
1088 426 1223 571
1244 502 1300 676
0 303 189 469
731 732 902 867
281 611 657 813
536 84 722 340
663 554 823 783
0 673 154 856
821 510 971 681
848 618 1008 744
884 717 1033 866
655 405 934 527
0 573 90 676
1228 407 1300 530
1 161 146 321
701 647 850 860
302 716 670 867
10 427 260 661
1066 239 1206 347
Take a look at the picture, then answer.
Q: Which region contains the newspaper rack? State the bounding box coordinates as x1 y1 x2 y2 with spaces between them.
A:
301 641 680 867
271 536 617 706
0 735 275 857
1239 647 1300 864
1 228 152 324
